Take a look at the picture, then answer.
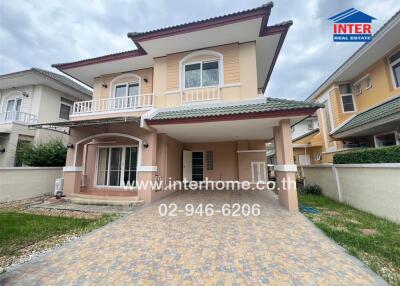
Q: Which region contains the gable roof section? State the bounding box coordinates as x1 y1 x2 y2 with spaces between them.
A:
147 98 323 124
127 3 273 42
328 8 376 23
52 2 292 91
292 128 319 142
0 68 92 99
333 96 400 134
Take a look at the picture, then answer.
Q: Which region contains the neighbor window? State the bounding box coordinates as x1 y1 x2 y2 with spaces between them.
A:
353 82 362 95
365 75 372 89
374 132 398 147
323 100 332 132
59 97 73 120
389 49 400 88
307 121 313 130
314 153 322 161
185 61 219 88
339 84 355 112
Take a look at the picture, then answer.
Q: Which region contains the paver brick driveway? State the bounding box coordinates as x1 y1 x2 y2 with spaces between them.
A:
1 190 386 285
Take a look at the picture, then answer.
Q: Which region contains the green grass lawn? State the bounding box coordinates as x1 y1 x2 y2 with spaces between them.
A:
0 212 113 259
300 194 400 285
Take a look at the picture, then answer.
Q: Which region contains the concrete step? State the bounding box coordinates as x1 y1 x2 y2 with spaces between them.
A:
62 194 144 207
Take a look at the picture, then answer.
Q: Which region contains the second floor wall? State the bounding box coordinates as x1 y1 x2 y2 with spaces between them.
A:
313 45 400 151
89 42 259 111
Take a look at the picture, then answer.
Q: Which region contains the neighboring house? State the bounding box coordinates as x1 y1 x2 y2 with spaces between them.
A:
0 68 92 167
292 10 400 164
38 3 322 211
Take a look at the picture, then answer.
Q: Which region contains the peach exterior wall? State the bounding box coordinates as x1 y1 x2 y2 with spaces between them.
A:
309 45 400 164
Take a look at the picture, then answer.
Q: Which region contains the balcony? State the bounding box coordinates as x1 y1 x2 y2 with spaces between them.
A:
181 86 221 104
71 94 154 117
0 111 38 125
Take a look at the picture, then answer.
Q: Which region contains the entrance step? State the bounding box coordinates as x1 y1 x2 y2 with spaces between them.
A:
62 194 144 207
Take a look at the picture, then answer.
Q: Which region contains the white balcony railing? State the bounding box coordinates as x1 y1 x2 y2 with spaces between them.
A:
72 94 154 116
0 111 38 125
181 86 221 104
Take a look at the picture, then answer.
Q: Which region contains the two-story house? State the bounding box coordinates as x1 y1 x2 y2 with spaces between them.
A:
0 68 92 167
293 10 400 164
40 3 322 211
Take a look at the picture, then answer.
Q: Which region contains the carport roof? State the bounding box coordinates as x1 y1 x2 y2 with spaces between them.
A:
333 96 400 135
147 97 323 123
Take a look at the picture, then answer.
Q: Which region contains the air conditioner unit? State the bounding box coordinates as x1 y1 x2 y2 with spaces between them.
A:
54 178 64 198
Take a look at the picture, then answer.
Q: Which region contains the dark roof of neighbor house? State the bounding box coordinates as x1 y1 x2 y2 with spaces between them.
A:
328 8 376 23
128 2 273 41
32 68 92 96
333 96 400 134
147 98 323 123
0 68 92 97
292 128 319 142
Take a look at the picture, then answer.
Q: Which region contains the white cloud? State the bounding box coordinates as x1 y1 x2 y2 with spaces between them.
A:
0 0 399 100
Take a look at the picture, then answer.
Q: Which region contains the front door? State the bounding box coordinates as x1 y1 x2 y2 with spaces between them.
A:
182 150 192 181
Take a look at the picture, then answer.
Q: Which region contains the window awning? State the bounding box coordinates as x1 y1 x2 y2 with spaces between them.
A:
29 116 141 133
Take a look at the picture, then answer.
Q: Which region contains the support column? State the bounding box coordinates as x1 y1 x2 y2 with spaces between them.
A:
273 119 298 211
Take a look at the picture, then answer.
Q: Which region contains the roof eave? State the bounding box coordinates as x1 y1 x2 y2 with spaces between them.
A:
146 107 318 125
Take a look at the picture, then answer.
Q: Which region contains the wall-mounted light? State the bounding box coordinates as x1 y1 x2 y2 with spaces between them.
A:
142 141 149 148
102 84 108 88
0 146 5 153
67 143 74 149
143 77 148 83
12 87 29 97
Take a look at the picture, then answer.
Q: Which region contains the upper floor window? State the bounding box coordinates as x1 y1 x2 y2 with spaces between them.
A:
353 82 362 96
322 100 332 132
184 61 219 88
338 83 356 112
115 83 139 98
389 49 400 88
59 97 73 120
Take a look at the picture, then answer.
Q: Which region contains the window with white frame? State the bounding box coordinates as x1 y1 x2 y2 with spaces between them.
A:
314 153 322 161
365 75 372 89
339 83 355 112
96 146 138 187
389 49 400 88
322 100 332 132
307 120 314 130
184 61 219 88
59 97 73 120
353 82 362 96
114 82 139 98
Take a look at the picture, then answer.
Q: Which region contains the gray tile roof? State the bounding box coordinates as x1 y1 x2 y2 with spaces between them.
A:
149 98 323 121
334 96 400 134
32 68 92 96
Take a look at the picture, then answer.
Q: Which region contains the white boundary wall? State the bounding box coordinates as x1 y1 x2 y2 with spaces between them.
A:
0 167 63 202
301 164 400 223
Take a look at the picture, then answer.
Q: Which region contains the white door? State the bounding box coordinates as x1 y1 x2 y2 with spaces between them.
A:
251 162 267 182
299 154 311 166
182 150 192 181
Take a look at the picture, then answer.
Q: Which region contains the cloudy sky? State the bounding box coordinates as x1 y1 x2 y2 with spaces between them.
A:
0 0 399 100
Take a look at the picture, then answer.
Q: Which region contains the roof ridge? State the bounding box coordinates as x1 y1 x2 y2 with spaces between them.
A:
128 2 273 38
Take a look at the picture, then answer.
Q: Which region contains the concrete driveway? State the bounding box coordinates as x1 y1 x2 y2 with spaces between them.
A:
1 190 386 285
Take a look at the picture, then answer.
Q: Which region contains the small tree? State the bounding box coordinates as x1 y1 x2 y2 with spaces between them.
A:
17 139 67 167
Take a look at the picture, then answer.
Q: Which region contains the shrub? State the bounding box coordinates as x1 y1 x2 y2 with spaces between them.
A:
333 145 400 164
300 184 322 195
17 139 67 167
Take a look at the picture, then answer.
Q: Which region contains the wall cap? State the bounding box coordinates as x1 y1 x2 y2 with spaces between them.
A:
275 164 297 172
63 166 83 172
0 167 63 171
302 163 400 168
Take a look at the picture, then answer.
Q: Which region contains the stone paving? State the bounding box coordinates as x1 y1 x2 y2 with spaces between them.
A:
0 190 387 285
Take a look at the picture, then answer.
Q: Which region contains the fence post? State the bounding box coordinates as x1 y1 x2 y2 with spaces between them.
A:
332 164 342 202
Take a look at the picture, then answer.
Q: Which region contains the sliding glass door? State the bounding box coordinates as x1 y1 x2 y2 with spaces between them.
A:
96 146 138 187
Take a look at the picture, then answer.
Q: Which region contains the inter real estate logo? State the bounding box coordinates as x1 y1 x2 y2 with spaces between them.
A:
328 8 376 42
